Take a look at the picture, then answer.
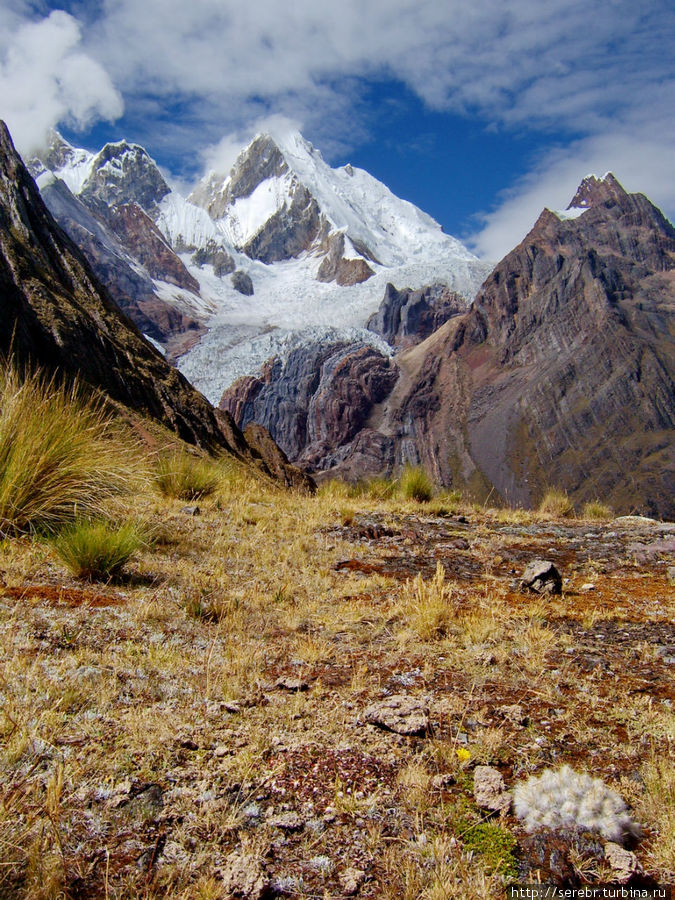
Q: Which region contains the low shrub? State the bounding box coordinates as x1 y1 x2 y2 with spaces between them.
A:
462 823 518 878
154 451 219 500
51 519 145 580
0 362 144 534
399 465 433 502
538 488 574 518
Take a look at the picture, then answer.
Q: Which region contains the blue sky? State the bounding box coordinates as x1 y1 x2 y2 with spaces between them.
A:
1 0 673 258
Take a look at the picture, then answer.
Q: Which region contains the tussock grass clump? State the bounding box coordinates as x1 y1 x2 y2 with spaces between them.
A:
154 451 220 500
50 519 145 580
403 560 455 640
363 476 397 501
538 488 574 518
0 363 144 534
582 500 613 520
399 465 433 502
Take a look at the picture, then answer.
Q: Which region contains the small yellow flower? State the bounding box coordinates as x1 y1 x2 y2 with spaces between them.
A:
456 747 471 762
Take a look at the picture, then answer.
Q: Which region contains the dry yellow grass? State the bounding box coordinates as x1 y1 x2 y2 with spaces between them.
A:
0 452 672 898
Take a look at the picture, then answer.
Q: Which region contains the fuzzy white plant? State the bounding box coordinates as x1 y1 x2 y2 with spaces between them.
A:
513 765 641 844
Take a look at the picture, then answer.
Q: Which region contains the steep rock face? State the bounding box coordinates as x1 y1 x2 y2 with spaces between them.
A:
367 282 468 347
190 135 288 219
220 342 398 469
0 120 314 491
316 232 374 285
106 203 199 292
243 181 324 263
190 134 327 264
391 175 675 516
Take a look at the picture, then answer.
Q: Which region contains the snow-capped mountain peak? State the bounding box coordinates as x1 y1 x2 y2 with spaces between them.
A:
30 126 492 403
79 140 171 212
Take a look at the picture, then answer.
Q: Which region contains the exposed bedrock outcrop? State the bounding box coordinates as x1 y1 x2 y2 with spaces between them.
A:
316 232 374 285
367 282 467 346
220 342 398 469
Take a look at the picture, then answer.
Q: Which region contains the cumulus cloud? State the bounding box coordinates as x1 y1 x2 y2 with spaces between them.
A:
1 1 672 255
87 0 671 132
0 10 122 154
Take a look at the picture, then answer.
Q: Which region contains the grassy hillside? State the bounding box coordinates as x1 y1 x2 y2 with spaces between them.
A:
0 369 673 898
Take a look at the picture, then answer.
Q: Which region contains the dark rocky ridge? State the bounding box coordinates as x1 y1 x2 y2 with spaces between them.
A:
223 174 675 516
367 282 468 347
0 121 313 491
220 341 398 471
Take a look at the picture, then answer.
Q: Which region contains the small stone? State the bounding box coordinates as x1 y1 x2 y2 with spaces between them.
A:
339 867 366 896
269 811 304 832
473 765 511 815
213 744 229 757
362 694 429 736
520 559 562 595
219 850 270 900
604 841 643 884
275 676 309 692
431 773 456 790
614 515 658 526
180 505 200 516
580 582 596 592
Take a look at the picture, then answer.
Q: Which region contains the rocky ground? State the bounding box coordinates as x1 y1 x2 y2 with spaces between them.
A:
0 476 673 898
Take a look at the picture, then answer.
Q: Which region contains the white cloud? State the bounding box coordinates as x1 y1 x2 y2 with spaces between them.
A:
83 0 674 248
86 0 670 132
201 114 304 175
0 10 123 154
1 1 672 258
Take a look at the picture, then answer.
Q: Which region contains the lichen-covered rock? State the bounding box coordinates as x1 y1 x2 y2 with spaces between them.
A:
339 867 366 895
473 765 511 814
219 849 273 899
604 841 643 883
362 694 429 736
520 559 562 595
